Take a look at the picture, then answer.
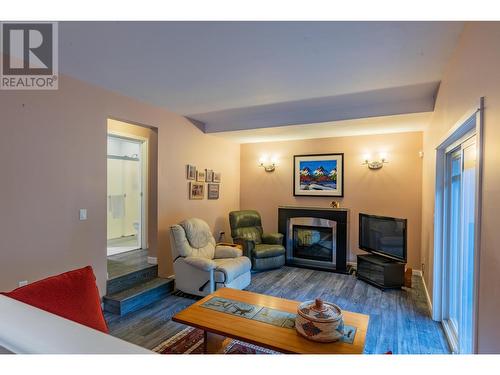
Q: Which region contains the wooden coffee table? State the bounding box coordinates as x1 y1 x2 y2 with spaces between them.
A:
172 288 369 354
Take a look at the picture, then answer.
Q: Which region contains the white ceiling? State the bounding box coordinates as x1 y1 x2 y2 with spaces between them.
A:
59 21 463 139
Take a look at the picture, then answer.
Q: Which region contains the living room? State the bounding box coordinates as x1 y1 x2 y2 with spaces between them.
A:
1 1 500 373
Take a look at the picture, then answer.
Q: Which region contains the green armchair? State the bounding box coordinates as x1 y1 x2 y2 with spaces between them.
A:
229 210 286 271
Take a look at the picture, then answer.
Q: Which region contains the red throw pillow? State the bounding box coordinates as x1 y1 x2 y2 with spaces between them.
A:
1 266 108 333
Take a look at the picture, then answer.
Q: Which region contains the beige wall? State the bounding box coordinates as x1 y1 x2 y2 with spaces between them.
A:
0 73 240 295
240 132 423 269
421 22 500 353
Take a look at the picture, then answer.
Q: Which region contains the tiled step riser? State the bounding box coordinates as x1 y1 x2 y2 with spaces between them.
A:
103 280 174 316
107 266 158 295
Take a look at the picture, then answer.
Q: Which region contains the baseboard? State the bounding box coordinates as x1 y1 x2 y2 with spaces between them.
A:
412 269 423 277
147 256 157 265
407 269 433 315
421 273 433 316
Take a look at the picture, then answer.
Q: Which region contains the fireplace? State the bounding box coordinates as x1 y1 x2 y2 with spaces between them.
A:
288 217 336 268
279 206 348 273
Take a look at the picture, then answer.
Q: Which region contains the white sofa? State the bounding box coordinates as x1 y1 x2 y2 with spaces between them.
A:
170 218 251 297
0 295 151 354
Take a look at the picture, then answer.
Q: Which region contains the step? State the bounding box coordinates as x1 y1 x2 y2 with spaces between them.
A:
103 277 174 316
106 264 158 295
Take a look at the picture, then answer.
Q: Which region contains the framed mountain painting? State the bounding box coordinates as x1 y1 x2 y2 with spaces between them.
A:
293 153 344 197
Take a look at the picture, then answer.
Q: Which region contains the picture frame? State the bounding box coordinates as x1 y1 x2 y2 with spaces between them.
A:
207 183 220 200
213 172 221 183
205 169 213 182
196 170 206 182
186 164 196 180
189 182 205 200
293 153 344 197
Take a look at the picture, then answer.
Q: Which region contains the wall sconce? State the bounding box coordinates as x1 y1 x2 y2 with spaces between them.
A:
362 153 388 170
259 155 277 172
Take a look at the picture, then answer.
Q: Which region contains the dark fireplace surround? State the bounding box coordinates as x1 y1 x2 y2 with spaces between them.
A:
278 206 348 273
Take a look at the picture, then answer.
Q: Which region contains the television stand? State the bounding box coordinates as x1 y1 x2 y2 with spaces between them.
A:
356 254 405 289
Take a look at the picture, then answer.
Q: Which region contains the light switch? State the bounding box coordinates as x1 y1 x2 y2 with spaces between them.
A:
79 209 87 221
18 280 28 287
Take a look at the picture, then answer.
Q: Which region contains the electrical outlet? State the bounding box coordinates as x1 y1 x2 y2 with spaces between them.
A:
18 280 28 287
79 208 87 221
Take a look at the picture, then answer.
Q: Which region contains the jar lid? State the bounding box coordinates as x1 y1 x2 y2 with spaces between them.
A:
297 298 343 323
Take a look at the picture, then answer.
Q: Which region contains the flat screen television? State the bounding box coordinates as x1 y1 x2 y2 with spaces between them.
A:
359 213 407 262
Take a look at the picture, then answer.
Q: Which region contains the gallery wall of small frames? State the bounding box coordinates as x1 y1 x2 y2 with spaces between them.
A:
187 164 221 200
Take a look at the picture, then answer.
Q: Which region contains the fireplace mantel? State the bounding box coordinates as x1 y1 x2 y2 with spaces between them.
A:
278 205 350 212
278 206 349 273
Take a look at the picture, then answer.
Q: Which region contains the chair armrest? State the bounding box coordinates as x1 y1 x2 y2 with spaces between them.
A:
232 238 255 258
262 232 284 245
214 245 243 259
216 242 242 249
182 257 216 271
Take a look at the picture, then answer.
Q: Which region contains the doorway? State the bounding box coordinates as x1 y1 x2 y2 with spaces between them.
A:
107 134 146 256
433 99 483 354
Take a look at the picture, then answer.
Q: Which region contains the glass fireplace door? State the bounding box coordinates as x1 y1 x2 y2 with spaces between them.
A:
292 225 334 262
287 217 337 269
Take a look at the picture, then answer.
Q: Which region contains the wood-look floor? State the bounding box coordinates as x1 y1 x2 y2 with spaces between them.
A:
107 249 151 279
105 266 450 354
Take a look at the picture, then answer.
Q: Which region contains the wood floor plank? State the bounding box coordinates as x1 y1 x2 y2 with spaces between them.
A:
105 266 450 354
107 249 151 280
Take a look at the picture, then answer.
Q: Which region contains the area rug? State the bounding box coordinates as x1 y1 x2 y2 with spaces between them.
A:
153 327 278 354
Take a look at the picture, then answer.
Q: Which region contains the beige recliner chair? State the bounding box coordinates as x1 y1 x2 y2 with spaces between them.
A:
170 218 252 297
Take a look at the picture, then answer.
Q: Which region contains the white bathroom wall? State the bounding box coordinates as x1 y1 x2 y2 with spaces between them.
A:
107 137 141 158
107 138 142 240
122 159 141 236
107 159 123 240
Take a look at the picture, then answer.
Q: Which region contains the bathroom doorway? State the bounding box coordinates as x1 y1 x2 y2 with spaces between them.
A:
107 133 147 256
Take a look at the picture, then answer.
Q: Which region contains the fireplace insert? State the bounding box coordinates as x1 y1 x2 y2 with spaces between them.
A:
287 217 336 270
279 206 348 273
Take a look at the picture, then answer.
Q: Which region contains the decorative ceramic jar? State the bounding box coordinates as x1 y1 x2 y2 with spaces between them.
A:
295 298 344 342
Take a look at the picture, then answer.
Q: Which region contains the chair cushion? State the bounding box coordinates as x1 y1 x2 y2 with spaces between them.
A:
1 266 108 333
179 218 214 249
229 210 262 229
233 227 263 244
214 257 251 283
170 219 216 259
229 210 263 244
253 244 286 259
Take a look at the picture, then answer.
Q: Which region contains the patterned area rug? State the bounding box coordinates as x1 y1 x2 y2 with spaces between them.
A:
153 327 278 354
